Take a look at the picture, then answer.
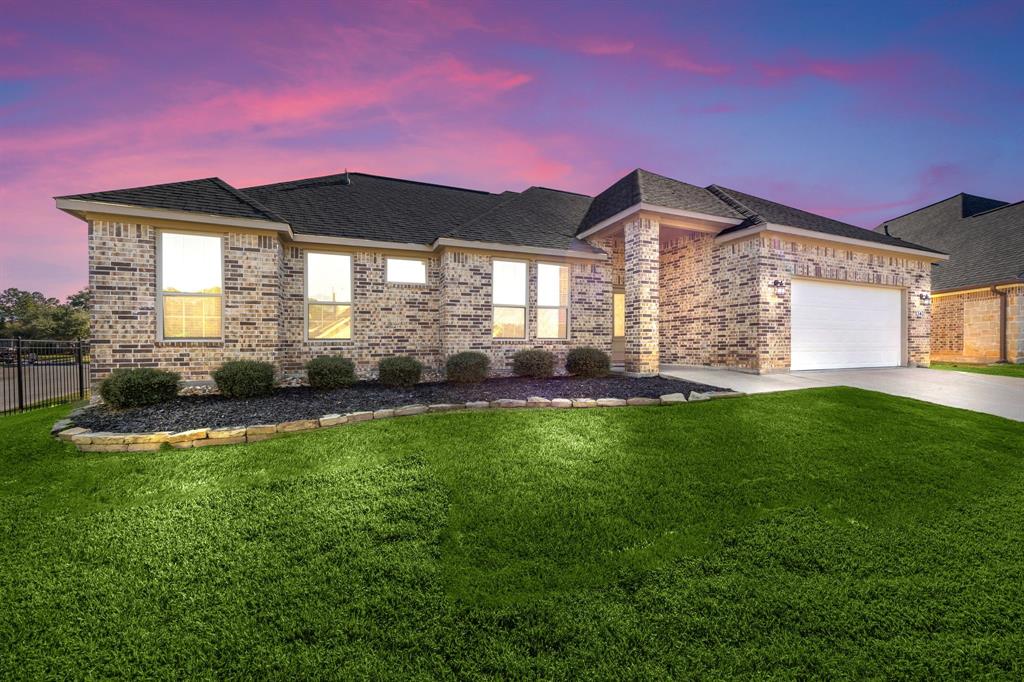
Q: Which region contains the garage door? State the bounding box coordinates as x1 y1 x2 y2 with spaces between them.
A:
791 280 902 370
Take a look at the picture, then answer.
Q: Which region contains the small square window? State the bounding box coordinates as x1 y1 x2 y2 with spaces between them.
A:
386 257 427 284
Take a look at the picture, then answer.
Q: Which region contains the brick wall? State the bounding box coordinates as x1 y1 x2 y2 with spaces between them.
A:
932 285 1024 363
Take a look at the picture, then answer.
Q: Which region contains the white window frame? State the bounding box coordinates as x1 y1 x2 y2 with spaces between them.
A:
156 229 225 342
535 261 570 339
492 258 528 339
385 256 428 285
304 250 354 342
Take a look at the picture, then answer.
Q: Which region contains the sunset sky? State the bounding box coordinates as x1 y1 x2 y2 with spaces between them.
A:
2 0 1022 299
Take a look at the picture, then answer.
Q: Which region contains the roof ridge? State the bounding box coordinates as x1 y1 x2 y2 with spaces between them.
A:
54 176 220 200
210 178 286 223
446 190 524 236
965 198 1022 219
528 185 592 198
242 170 497 196
706 185 762 223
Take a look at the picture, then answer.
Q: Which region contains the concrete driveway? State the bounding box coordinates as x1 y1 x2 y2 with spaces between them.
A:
661 365 1024 422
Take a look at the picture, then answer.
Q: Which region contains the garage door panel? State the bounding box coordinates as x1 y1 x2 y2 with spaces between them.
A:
791 280 902 370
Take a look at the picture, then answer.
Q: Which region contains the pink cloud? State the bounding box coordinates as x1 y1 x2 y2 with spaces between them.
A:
575 38 635 56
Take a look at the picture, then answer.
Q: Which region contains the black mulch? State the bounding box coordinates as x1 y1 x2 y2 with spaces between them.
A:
73 375 726 433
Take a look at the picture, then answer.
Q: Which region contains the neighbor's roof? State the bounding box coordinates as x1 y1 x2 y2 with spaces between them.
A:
877 194 1024 291
57 168 945 256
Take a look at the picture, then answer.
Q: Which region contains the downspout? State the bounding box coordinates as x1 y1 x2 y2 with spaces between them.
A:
992 286 1008 363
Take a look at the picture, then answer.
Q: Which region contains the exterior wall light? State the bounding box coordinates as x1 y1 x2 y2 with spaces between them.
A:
918 293 930 302
772 279 786 297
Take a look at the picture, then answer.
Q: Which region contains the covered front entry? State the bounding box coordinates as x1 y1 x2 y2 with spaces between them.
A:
790 279 903 370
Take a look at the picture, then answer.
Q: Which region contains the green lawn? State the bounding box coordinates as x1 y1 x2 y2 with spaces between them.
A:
931 361 1024 378
2 389 1023 678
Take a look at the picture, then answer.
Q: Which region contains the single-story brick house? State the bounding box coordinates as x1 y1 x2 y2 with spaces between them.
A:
878 194 1023 364
56 168 946 386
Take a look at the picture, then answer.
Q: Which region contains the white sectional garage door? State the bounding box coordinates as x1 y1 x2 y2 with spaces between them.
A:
791 280 902 370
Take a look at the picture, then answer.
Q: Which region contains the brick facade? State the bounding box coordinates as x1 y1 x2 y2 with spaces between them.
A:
87 216 938 386
932 285 1024 364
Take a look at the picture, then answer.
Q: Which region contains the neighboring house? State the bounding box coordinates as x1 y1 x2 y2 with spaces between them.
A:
56 168 945 386
878 194 1023 364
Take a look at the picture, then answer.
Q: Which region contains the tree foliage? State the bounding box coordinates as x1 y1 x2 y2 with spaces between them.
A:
0 287 90 339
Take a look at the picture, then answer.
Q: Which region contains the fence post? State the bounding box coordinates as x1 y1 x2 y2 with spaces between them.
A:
76 339 86 399
15 338 25 412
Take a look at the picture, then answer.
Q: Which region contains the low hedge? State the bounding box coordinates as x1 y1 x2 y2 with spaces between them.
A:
212 360 276 399
446 351 490 383
511 349 556 378
99 368 180 409
306 355 357 390
565 347 610 378
378 356 423 388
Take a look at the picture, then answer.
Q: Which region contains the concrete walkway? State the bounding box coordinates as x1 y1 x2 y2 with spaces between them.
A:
661 365 1024 422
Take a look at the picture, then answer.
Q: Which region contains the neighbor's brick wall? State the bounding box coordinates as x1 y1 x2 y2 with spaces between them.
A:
438 249 612 373
88 220 281 385
932 285 1024 363
755 235 932 370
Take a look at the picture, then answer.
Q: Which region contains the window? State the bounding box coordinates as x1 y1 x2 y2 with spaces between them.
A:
613 292 625 338
159 231 222 339
386 257 427 284
492 259 527 338
307 252 352 340
537 263 569 338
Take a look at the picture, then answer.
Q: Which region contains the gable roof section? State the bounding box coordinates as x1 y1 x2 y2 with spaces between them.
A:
578 168 742 231
57 177 284 223
711 185 944 254
447 186 602 254
242 172 503 245
878 195 1023 291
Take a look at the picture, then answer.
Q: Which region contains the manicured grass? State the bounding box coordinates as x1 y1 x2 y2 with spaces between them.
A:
930 361 1024 378
1 389 1023 678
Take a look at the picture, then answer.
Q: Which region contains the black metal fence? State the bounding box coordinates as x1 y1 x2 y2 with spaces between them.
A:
0 339 89 416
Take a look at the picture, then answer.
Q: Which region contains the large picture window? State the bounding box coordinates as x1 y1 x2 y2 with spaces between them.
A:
492 259 527 338
536 263 569 338
159 232 222 339
307 252 352 340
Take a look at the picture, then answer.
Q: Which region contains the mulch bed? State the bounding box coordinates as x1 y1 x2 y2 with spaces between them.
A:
74 375 726 433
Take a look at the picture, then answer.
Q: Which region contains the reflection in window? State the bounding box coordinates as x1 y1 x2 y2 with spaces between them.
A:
307 252 352 339
537 263 568 338
492 259 526 338
160 232 222 339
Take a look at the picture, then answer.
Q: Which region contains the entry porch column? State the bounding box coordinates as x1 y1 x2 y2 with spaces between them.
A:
624 215 660 375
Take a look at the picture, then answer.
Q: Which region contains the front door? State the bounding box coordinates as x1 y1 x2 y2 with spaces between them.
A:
612 289 625 365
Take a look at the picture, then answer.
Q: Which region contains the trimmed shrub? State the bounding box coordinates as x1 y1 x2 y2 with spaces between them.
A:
565 347 610 378
511 349 556 379
446 351 490 383
99 368 180 409
212 360 276 399
378 356 423 388
306 355 357 390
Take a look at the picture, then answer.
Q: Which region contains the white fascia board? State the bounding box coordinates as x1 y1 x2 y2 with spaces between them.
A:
292 233 433 252
55 198 292 234
434 238 607 260
576 202 744 240
715 222 949 261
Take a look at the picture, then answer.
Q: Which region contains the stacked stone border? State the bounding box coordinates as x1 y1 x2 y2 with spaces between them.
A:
52 390 746 452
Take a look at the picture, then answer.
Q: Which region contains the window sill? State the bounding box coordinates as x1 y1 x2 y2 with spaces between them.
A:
156 339 224 347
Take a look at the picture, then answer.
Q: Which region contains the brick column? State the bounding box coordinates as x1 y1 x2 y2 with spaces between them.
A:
624 216 660 375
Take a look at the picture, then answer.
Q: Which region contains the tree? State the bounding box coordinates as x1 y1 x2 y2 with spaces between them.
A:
0 287 89 340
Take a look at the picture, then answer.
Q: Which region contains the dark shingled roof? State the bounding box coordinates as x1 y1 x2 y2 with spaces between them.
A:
877 194 1024 291
711 185 944 254
58 177 284 223
448 186 602 254
58 168 950 257
579 168 742 231
242 172 503 245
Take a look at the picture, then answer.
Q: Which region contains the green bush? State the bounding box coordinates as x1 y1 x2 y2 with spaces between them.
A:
378 356 423 388
565 347 610 378
99 368 180 409
446 351 491 383
306 355 357 390
212 360 276 399
511 349 556 379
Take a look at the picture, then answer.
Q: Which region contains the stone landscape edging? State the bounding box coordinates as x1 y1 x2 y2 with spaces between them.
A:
54 390 746 452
